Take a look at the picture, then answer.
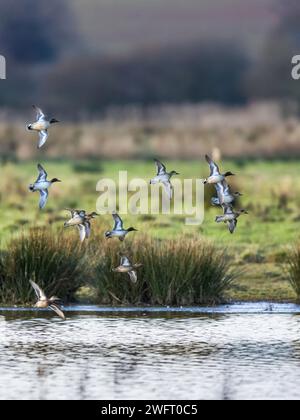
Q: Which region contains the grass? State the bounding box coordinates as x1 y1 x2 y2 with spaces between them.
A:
0 228 89 304
0 229 236 305
0 158 299 303
90 236 236 305
286 244 300 301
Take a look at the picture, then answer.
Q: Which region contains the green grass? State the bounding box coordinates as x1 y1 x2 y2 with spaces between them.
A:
90 235 236 305
0 228 89 304
286 244 300 301
0 158 299 302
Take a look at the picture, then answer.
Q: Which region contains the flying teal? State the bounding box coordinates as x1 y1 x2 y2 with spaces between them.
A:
27 105 59 149
64 209 98 242
150 159 179 199
112 256 142 283
105 213 137 241
215 204 248 234
29 164 61 209
204 155 235 185
211 180 242 206
30 280 65 320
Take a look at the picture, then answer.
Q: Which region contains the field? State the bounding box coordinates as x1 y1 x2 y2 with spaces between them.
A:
0 158 299 302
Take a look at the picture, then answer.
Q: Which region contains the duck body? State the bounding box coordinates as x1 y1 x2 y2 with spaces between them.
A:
28 120 51 131
64 209 86 227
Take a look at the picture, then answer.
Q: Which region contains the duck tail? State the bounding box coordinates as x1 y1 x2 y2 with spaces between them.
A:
215 216 223 223
50 296 61 303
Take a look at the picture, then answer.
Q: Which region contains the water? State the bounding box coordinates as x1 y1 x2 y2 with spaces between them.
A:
1 303 300 400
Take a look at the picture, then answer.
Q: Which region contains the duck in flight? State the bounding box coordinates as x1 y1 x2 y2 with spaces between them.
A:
211 180 242 206
150 159 179 199
64 209 98 242
215 204 248 234
105 213 137 241
204 155 235 185
27 105 59 149
112 256 142 283
29 280 65 320
29 164 61 209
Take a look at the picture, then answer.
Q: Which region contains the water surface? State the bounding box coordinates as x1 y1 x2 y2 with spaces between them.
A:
1 304 300 400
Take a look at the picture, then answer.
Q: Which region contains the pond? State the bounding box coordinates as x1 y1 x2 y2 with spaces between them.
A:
0 303 300 400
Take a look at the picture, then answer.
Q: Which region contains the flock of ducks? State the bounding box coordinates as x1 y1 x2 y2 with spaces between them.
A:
23 106 247 319
204 155 248 233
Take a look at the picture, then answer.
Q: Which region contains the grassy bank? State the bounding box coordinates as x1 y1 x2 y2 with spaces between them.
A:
0 230 237 305
0 158 299 302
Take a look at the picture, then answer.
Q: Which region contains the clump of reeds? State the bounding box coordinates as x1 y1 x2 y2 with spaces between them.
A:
0 228 90 304
286 244 300 301
90 235 236 305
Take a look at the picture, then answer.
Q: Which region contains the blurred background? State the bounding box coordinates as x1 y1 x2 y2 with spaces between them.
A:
0 0 300 159
1 0 300 301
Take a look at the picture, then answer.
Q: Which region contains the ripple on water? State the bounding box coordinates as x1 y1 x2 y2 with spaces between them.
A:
0 314 300 399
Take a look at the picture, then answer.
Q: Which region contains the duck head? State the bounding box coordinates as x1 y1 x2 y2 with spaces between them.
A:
27 124 32 130
50 178 62 184
28 184 35 192
127 227 138 232
240 209 248 214
105 231 112 239
224 171 235 177
170 170 180 177
50 118 60 124
234 192 243 197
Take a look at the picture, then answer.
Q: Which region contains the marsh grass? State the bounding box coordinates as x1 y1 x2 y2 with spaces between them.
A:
0 228 90 304
286 244 300 301
90 235 237 305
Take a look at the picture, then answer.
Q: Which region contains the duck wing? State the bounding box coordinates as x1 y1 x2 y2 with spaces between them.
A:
215 182 225 204
65 209 85 218
84 220 91 238
155 159 167 176
64 208 77 217
36 163 48 182
39 189 48 209
77 224 87 242
228 219 237 234
112 213 123 230
205 155 220 176
38 130 48 149
128 270 138 283
49 303 66 320
222 180 231 196
162 181 173 200
121 256 131 267
30 280 47 301
33 105 46 121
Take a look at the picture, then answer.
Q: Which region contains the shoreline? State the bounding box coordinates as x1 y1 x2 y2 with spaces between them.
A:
1 301 300 315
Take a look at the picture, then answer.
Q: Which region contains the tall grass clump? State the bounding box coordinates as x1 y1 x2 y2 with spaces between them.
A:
286 244 300 301
91 236 236 305
0 228 89 304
